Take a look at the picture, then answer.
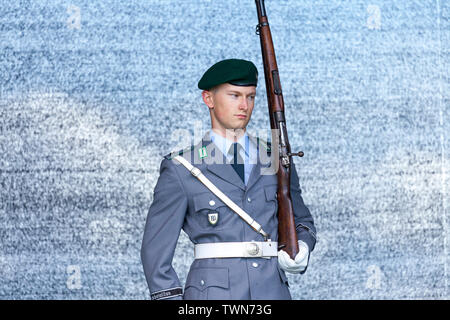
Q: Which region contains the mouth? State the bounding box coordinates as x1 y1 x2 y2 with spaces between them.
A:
235 114 247 119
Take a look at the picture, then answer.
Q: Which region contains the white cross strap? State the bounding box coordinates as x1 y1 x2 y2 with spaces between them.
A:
173 155 270 240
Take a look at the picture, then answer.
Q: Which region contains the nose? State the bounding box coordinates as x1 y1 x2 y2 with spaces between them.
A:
238 97 249 111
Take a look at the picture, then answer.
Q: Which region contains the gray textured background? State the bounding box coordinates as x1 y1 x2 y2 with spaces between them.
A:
0 0 448 299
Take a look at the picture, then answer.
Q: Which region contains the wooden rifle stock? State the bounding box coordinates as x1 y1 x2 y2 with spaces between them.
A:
255 0 303 259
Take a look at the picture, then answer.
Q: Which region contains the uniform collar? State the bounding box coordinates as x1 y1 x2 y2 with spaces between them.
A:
197 130 273 191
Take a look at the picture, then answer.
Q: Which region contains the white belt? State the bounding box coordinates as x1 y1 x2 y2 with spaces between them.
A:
194 241 278 259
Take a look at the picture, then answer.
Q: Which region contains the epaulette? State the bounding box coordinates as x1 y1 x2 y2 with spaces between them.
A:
164 145 195 160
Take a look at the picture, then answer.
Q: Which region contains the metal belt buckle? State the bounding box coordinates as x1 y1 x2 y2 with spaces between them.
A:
246 242 260 256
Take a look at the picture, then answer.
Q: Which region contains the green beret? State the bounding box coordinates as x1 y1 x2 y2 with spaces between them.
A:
198 59 258 90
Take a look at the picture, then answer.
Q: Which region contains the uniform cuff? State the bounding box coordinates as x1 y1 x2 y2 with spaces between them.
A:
296 223 316 252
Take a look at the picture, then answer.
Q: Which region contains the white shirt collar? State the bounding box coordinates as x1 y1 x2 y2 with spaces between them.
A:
209 130 250 159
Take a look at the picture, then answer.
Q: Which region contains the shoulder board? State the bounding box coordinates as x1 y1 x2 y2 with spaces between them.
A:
164 145 195 160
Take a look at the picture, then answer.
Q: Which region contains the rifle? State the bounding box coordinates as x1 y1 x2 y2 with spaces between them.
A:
255 0 304 259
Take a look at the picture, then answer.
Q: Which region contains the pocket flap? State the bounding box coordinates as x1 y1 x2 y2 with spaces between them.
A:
193 193 224 211
264 185 277 201
185 267 229 291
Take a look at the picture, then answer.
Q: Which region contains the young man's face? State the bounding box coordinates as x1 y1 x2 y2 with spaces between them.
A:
202 83 256 138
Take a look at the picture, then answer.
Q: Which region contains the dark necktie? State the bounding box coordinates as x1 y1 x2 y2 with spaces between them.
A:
229 142 245 184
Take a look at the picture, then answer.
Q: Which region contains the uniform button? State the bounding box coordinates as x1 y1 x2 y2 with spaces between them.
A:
200 280 205 286
252 262 258 268
247 197 251 202
209 200 215 206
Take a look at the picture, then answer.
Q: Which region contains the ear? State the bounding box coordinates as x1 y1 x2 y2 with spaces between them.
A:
202 90 215 110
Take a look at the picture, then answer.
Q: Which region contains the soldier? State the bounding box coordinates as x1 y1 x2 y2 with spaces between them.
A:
141 58 316 300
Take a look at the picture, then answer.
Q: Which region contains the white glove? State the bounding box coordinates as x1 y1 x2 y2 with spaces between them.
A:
278 240 309 274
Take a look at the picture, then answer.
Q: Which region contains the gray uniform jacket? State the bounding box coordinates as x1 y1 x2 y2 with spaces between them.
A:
141 131 316 300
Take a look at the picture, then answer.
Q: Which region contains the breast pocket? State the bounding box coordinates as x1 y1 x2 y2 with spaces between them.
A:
192 192 235 230
183 267 230 300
